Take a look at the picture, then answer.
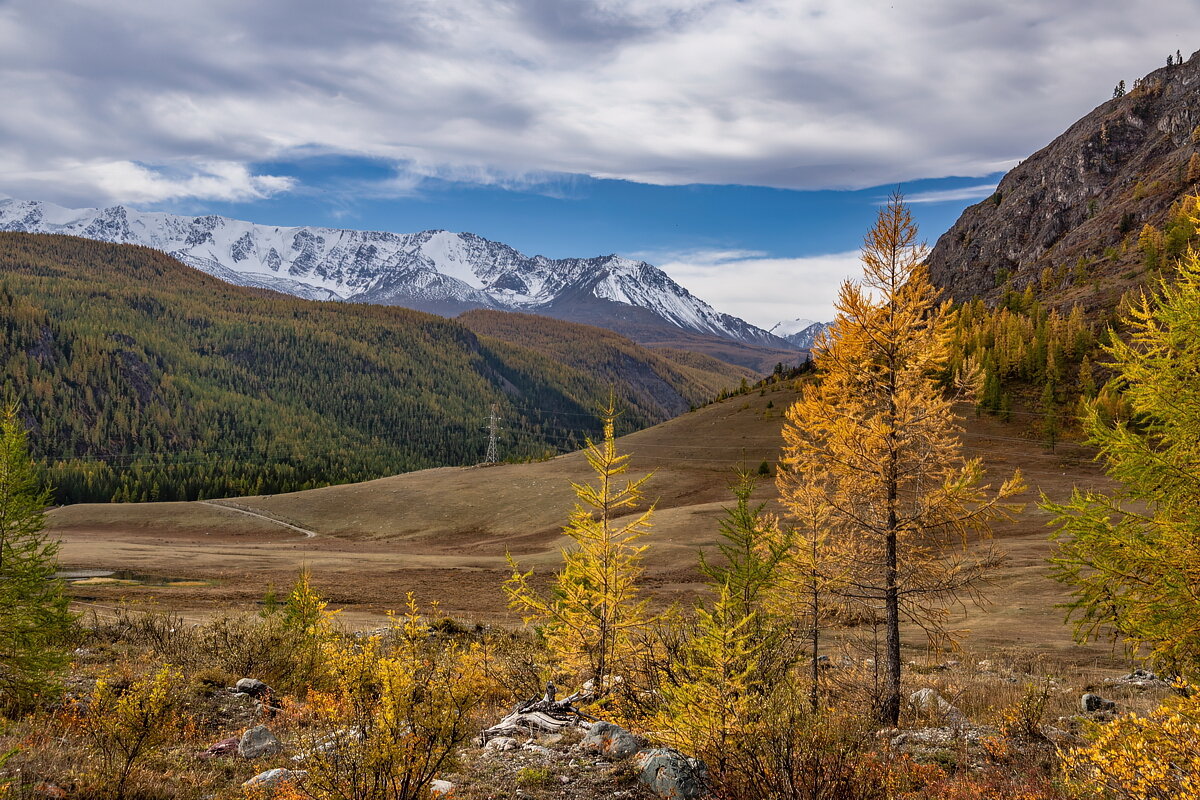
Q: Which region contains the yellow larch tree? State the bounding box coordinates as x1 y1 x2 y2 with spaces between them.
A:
778 192 1024 725
504 401 653 693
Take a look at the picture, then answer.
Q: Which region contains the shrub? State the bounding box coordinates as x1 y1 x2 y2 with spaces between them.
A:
77 665 182 800
297 597 486 800
1061 687 1200 799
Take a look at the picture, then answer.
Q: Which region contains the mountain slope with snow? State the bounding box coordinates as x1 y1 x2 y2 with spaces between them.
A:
770 318 831 349
0 198 789 348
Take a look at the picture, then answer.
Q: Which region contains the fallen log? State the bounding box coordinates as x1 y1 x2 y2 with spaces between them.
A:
478 682 596 744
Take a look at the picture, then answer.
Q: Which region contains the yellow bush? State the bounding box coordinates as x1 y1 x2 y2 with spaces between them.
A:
297 596 485 800
78 665 182 800
1062 688 1200 799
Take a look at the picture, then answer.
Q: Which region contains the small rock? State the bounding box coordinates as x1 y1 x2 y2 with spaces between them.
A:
430 779 454 796
239 725 282 759
633 748 708 800
485 736 520 752
198 735 240 759
242 768 307 790
234 678 274 699
582 721 645 760
1081 693 1116 713
909 688 969 726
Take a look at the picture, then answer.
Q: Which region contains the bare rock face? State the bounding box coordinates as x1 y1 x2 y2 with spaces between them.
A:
928 50 1200 303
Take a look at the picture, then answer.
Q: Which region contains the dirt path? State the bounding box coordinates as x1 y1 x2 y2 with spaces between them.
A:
198 500 318 538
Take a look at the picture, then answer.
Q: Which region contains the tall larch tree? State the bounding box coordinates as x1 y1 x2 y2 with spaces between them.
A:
505 400 653 694
778 193 1024 725
1046 234 1200 678
0 404 73 712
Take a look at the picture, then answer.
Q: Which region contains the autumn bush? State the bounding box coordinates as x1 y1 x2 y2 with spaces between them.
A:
76 665 184 800
295 597 487 800
1062 687 1200 800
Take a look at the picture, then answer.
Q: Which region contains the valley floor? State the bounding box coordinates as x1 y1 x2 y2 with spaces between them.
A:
49 385 1125 669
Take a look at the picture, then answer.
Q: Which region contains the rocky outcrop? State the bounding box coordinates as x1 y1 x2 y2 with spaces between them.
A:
929 50 1200 303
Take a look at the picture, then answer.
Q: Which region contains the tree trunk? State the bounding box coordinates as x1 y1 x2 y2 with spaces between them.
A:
882 526 901 726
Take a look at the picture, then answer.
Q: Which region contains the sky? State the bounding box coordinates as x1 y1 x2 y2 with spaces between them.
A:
0 1 1193 327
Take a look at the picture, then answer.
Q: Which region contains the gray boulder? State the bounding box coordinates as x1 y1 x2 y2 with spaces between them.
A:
1081 693 1116 713
582 721 644 759
239 725 282 759
234 678 274 699
909 688 969 726
633 748 708 800
242 768 307 790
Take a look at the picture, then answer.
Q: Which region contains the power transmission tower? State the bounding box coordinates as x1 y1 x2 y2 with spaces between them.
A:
484 403 501 464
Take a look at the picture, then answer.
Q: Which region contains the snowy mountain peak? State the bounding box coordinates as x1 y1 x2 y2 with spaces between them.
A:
770 318 832 349
0 197 792 348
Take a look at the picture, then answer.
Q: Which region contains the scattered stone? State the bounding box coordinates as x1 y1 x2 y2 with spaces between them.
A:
1081 693 1116 713
909 688 969 726
633 748 708 800
1106 669 1170 689
292 727 363 763
197 735 240 759
485 736 520 752
430 779 454 796
582 721 644 759
234 678 274 699
239 725 282 759
242 768 307 791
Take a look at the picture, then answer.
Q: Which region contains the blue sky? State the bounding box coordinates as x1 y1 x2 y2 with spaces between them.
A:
0 0 1192 325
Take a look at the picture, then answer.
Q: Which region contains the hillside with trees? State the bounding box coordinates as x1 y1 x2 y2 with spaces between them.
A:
0 233 743 504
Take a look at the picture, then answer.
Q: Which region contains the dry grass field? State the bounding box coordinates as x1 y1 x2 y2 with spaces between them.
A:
48 382 1127 669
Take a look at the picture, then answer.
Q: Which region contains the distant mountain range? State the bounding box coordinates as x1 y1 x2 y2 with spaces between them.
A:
769 318 831 349
0 198 793 351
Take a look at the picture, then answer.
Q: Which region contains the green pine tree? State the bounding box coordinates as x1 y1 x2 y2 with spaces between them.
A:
1046 244 1200 678
0 404 73 712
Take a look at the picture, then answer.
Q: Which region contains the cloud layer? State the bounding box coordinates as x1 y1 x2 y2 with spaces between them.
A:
651 248 862 328
0 0 1192 205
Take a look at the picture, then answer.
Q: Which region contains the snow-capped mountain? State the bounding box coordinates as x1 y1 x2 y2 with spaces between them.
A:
0 198 789 347
770 318 832 349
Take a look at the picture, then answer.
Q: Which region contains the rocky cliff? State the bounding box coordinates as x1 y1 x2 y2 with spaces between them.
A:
929 50 1200 306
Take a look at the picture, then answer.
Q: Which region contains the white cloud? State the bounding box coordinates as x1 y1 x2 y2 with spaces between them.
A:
0 158 295 205
650 248 861 328
901 184 1001 205
0 1 1193 205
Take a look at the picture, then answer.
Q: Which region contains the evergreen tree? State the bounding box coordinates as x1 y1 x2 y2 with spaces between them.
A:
505 400 653 693
1046 242 1200 678
698 471 790 624
0 404 73 712
779 193 1024 725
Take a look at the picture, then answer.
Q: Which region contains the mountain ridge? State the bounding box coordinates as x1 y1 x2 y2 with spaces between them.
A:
928 49 1200 307
0 198 791 350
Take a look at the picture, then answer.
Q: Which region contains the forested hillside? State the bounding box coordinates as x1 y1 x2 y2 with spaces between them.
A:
0 233 738 503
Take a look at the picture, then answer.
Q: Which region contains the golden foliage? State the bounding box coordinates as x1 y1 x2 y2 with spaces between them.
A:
77 665 182 800
778 192 1024 724
298 595 485 800
1062 687 1200 800
504 400 653 690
